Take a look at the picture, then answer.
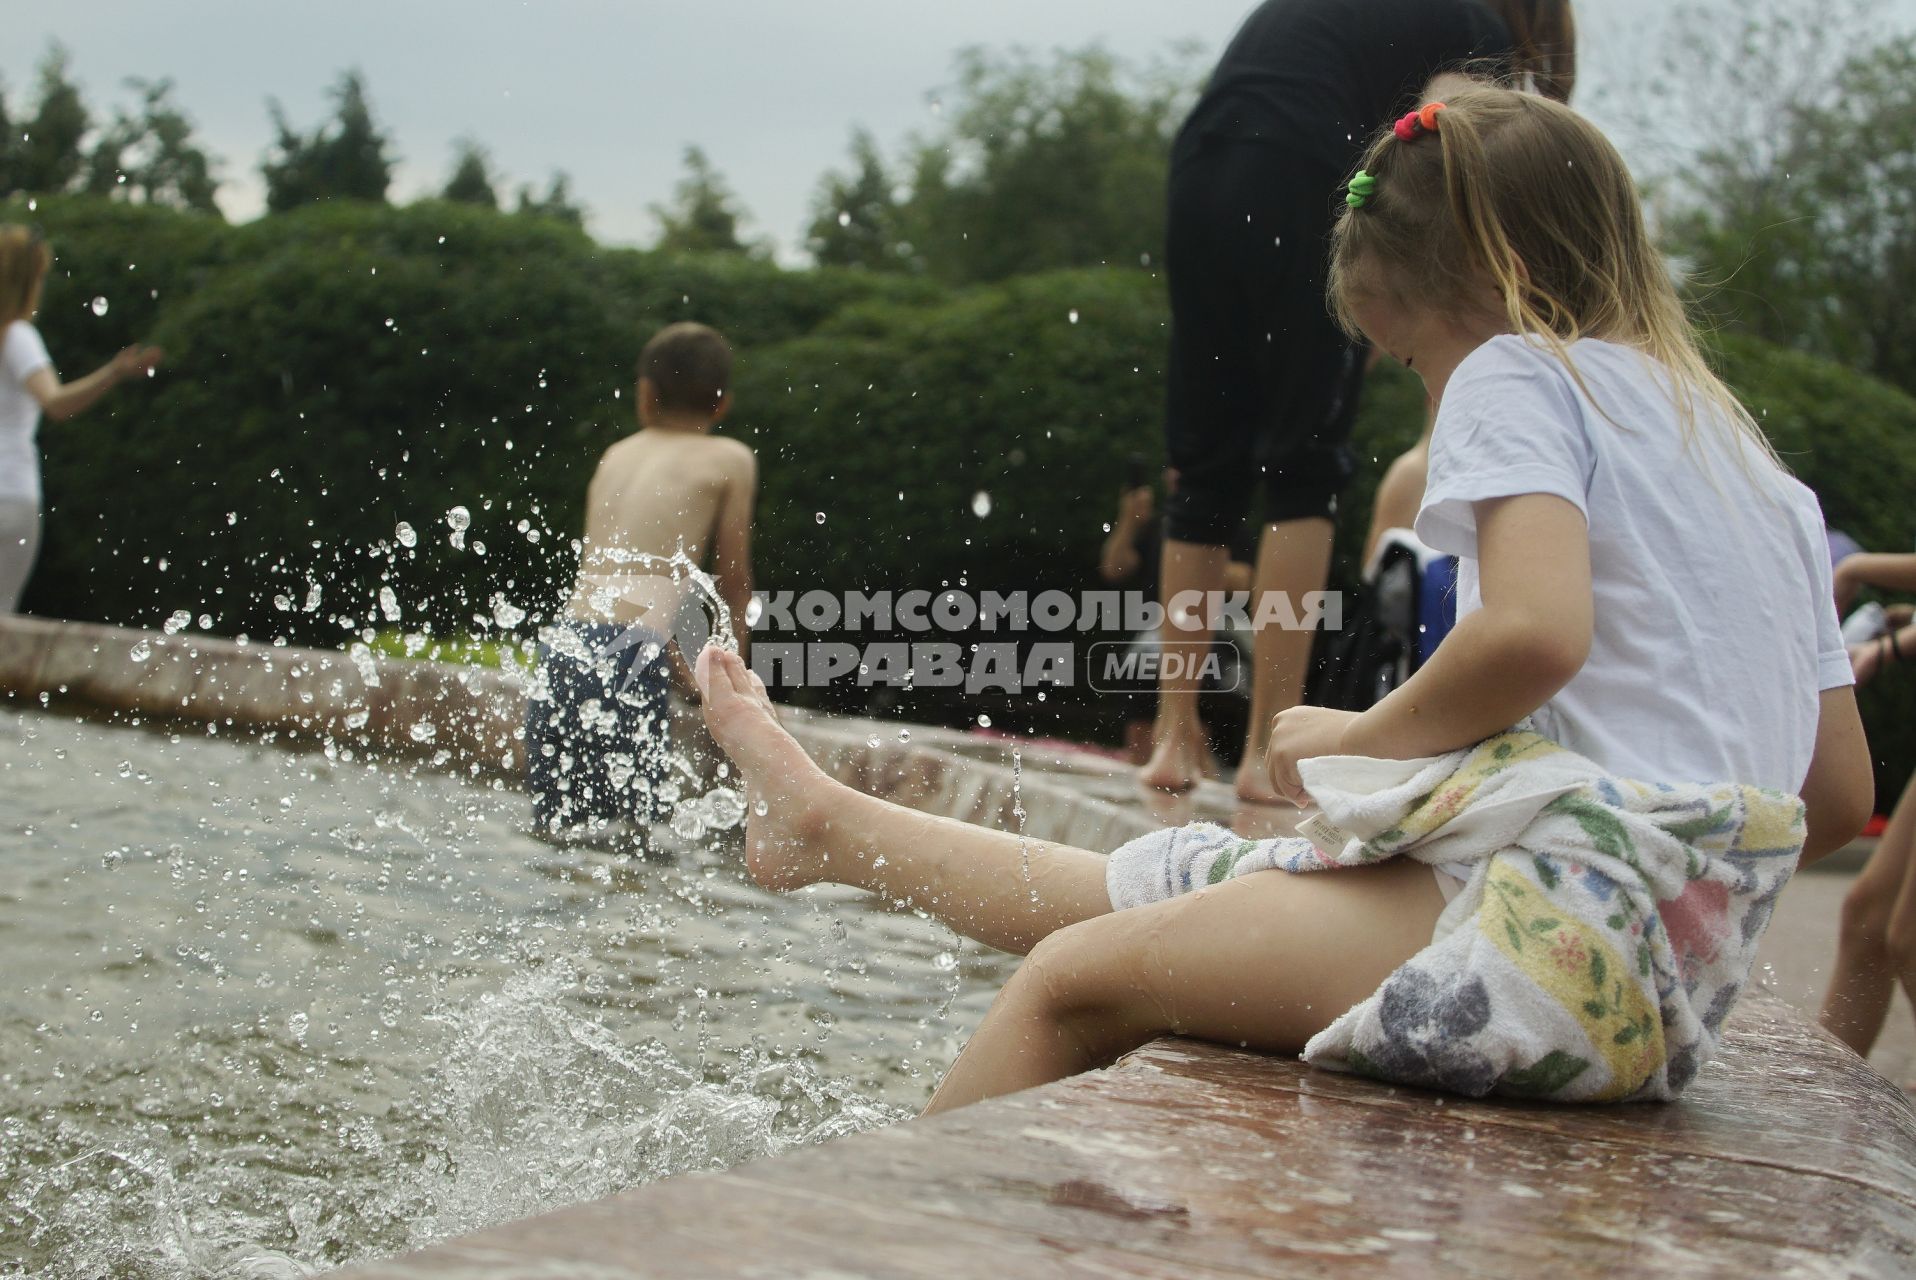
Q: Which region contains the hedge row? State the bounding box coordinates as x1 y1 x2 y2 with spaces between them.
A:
18 195 1916 791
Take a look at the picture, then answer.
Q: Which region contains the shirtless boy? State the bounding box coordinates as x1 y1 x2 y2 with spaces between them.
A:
526 322 757 840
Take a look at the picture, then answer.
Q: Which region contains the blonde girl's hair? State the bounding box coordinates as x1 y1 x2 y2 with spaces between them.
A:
0 225 52 327
1481 0 1578 102
1328 85 1781 470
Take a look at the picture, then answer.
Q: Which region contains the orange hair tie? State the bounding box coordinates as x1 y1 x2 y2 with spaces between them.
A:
1419 101 1446 132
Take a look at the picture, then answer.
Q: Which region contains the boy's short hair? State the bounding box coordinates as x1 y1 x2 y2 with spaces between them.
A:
638 322 732 414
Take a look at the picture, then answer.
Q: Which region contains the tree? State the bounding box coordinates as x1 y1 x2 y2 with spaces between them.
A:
84 78 219 213
0 80 14 196
442 139 498 208
806 129 905 270
1634 3 1916 395
261 70 395 211
9 46 92 195
886 45 1199 283
515 171 586 228
651 146 762 256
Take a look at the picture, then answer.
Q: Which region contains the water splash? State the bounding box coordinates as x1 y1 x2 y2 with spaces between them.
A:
404 964 907 1248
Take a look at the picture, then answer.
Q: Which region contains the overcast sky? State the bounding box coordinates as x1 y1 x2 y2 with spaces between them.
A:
9 1 1914 258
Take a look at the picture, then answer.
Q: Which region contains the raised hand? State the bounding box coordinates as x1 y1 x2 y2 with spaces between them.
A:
112 344 163 381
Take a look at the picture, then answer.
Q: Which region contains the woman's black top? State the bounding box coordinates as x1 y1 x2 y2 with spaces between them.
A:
1180 0 1516 171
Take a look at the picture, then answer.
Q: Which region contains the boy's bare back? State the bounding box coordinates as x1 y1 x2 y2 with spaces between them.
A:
566 427 756 626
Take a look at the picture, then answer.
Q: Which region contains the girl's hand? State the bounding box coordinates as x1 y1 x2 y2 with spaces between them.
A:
112 344 163 381
1265 706 1361 806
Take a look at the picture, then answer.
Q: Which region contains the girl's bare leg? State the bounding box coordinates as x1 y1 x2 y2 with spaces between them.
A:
924 858 1445 1113
697 646 1112 955
1820 772 1916 1055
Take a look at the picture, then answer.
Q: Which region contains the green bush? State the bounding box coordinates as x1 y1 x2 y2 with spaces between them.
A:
18 196 932 641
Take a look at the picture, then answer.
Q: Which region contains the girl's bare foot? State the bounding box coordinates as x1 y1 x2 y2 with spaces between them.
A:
695 645 840 892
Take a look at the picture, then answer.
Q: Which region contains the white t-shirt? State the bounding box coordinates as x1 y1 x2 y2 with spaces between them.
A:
1416 335 1850 793
0 321 52 504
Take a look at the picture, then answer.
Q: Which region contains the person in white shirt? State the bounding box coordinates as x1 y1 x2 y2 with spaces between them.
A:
685 86 1873 1111
0 224 163 613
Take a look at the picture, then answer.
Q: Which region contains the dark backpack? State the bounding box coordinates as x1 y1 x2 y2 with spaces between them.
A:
1305 541 1424 712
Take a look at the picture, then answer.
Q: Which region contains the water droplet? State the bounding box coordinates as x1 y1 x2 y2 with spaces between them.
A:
379 586 401 622
128 639 151 664
394 521 417 548
971 491 992 519
446 505 471 531
89 296 109 317
163 610 191 635
897 728 912 744
490 593 526 628
814 511 826 525
408 720 437 744
866 735 881 749
752 797 769 817
288 1012 309 1040
703 786 746 829
837 210 852 227
933 951 958 972
670 805 707 841
1067 309 1079 324
976 713 992 728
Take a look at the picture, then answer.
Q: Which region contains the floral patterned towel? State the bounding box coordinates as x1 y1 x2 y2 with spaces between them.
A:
1105 731 1806 1101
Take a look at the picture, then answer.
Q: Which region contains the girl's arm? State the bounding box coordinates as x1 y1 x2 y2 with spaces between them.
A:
24 344 162 422
1797 686 1872 867
1267 492 1588 800
1344 492 1591 759
1833 552 1916 614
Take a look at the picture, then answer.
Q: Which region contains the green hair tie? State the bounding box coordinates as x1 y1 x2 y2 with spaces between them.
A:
1346 171 1377 208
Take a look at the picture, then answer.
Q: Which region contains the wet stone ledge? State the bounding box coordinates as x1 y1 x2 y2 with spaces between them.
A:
331 989 1915 1279
0 614 1156 851
4 614 1912 1275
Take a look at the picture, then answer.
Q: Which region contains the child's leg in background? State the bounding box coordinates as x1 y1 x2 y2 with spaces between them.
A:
924 858 1445 1113
1822 772 1916 1054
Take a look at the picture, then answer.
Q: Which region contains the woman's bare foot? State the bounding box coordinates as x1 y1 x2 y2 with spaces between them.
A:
1139 719 1207 792
1233 749 1285 805
695 645 840 892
